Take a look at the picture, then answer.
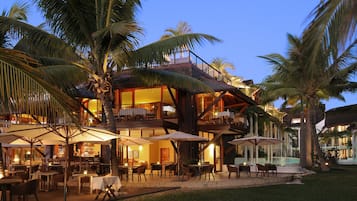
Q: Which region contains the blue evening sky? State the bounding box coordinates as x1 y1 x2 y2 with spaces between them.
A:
2 0 356 110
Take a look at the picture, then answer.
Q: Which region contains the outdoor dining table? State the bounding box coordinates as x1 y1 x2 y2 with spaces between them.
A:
38 171 59 191
0 178 23 201
92 175 121 201
72 172 98 194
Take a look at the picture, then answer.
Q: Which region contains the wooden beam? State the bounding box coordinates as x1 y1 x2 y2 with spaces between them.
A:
197 91 227 120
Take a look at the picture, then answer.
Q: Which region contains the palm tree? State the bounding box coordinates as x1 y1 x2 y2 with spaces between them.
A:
304 0 357 63
1 2 29 47
1 0 220 176
259 33 357 170
161 21 193 57
161 21 192 39
210 57 235 80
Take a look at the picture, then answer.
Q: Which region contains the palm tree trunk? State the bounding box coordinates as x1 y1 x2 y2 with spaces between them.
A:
103 96 118 176
310 100 329 171
305 102 313 169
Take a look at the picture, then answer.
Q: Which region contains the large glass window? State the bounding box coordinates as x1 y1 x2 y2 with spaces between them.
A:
121 91 133 108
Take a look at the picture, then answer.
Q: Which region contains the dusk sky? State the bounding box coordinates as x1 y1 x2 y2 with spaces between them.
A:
2 0 356 110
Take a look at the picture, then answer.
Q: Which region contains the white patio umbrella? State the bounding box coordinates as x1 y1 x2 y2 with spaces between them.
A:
148 131 208 176
1 124 118 201
228 136 282 163
118 135 152 146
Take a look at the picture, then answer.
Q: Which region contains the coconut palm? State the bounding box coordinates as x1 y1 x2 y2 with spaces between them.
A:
1 0 220 176
1 2 29 47
304 0 357 62
259 33 357 170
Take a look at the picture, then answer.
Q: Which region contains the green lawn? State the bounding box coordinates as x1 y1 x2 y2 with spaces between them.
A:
125 165 357 201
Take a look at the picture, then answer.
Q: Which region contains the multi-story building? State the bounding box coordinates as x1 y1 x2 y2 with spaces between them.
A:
1 50 289 172
321 104 357 165
80 50 287 171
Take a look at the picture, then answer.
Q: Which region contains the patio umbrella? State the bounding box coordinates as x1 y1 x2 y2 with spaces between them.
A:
148 131 208 177
0 132 62 173
228 136 281 163
118 135 152 146
1 124 118 201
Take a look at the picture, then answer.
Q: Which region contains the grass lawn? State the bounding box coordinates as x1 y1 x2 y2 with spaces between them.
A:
124 165 357 201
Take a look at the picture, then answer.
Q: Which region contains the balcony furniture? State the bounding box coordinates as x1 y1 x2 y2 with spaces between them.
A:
119 108 148 120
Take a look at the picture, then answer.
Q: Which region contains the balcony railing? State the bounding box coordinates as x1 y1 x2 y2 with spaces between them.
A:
132 50 232 84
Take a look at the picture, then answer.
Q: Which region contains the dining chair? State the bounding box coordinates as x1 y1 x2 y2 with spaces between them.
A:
202 164 215 180
118 166 129 181
164 163 177 176
131 165 147 181
79 176 91 193
256 164 267 176
10 179 39 201
150 163 162 177
227 165 238 179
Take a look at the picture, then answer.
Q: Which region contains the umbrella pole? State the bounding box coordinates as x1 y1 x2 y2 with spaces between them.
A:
29 142 33 178
64 137 69 201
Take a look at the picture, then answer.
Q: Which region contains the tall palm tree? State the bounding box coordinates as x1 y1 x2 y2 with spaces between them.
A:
1 2 29 47
259 33 357 170
1 0 220 176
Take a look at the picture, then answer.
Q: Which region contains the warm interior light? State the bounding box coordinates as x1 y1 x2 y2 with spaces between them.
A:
139 145 143 151
83 170 88 175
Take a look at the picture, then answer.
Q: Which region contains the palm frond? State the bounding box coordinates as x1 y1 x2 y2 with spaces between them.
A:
0 48 79 121
129 33 221 66
132 68 213 93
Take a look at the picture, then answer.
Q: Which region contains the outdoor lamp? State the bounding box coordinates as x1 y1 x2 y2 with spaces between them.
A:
84 170 88 175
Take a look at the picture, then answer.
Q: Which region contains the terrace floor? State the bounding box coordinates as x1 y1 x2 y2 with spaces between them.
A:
32 171 300 201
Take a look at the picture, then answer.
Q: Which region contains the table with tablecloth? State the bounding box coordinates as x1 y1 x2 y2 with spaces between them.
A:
92 175 121 200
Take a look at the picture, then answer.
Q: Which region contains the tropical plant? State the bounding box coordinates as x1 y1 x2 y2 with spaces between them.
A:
1 0 220 175
259 33 357 170
1 1 29 47
161 21 193 57
210 57 235 80
304 0 357 64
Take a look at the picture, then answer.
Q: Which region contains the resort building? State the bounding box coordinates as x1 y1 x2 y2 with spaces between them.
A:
321 104 357 165
0 50 290 173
